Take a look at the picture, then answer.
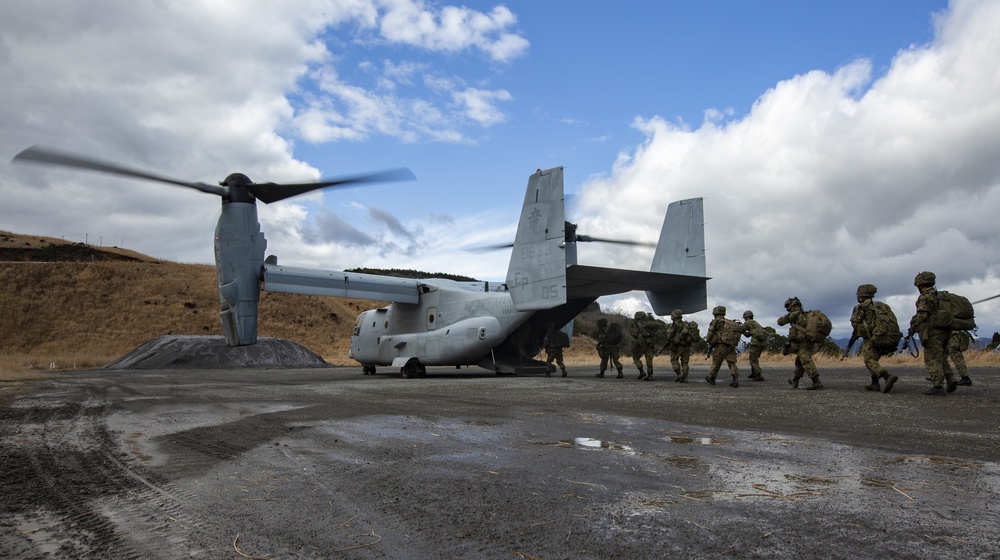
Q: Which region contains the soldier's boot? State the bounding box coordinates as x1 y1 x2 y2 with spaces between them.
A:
636 367 645 380
880 372 899 394
616 369 624 379
644 369 653 381
673 368 683 382
705 375 716 386
752 371 765 381
923 385 946 396
865 375 881 392
957 376 973 386
945 374 957 393
561 368 568 378
788 375 801 389
596 371 605 378
729 376 739 389
678 375 688 383
805 377 824 390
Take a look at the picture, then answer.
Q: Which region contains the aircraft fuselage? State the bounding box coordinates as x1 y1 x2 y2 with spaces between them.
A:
349 279 531 370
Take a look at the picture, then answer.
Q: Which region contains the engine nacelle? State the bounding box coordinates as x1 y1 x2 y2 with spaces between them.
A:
214 202 266 346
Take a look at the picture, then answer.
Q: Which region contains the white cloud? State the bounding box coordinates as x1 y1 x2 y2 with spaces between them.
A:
378 1 528 62
576 0 1000 336
0 0 527 265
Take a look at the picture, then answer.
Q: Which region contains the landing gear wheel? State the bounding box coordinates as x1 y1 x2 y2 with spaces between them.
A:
401 360 422 379
362 365 376 375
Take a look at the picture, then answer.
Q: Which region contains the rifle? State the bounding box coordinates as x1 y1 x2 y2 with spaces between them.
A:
841 335 859 361
898 332 919 357
705 342 715 359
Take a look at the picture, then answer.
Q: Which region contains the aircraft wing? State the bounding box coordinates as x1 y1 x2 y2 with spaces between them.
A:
262 263 420 303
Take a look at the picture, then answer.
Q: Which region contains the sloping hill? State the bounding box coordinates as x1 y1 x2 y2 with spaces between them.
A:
0 231 606 370
0 231 381 366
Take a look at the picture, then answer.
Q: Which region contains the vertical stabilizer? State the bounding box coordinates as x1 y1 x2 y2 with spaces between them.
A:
505 167 567 311
647 197 707 314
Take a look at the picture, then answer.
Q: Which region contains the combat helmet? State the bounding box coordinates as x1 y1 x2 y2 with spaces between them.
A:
914 271 936 287
856 284 877 297
597 318 608 327
712 305 726 316
671 309 683 320
784 297 801 311
634 311 646 319
743 310 754 319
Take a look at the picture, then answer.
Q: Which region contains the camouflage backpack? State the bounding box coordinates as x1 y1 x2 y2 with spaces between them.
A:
683 321 700 345
934 291 977 331
554 330 570 348
604 322 623 345
718 318 743 346
802 310 833 343
648 319 670 349
868 301 903 351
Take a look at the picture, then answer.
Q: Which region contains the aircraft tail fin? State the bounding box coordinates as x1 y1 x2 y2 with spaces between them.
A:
646 197 708 314
505 167 568 311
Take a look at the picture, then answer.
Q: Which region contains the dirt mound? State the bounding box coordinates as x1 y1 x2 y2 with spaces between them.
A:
102 335 331 369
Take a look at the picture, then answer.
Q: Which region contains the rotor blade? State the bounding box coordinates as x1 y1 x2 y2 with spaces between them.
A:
466 242 515 253
575 235 657 248
972 293 1000 305
12 145 226 196
250 167 416 204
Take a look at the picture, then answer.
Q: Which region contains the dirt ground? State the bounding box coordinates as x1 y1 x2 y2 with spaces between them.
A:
1 364 999 559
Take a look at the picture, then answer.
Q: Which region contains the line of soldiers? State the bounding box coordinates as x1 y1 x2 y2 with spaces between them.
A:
589 270 975 396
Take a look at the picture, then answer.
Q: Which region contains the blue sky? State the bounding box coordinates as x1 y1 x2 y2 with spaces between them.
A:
3 0 999 338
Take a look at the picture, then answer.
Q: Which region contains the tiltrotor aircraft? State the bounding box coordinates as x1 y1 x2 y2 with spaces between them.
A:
13 146 708 376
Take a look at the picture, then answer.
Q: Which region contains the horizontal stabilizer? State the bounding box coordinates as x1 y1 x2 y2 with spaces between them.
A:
263 263 420 303
566 265 708 301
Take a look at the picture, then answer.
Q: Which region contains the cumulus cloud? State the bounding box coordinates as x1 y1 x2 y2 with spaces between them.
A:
0 0 526 264
576 0 1000 336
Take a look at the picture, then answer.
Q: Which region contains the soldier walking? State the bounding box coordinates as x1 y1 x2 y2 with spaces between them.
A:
849 284 899 393
543 322 568 377
741 310 767 381
705 306 740 388
777 297 824 390
908 272 956 395
629 312 655 380
667 309 696 382
595 318 624 379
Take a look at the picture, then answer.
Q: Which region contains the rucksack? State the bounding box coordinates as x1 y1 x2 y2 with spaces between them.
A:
934 291 977 330
684 321 700 344
604 322 623 345
718 318 743 346
648 319 670 349
803 310 833 343
868 301 903 351
554 330 570 348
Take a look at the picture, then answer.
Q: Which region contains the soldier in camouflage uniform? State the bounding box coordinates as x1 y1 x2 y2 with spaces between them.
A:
705 306 740 388
741 310 767 381
542 322 568 377
666 309 695 382
777 297 823 390
850 284 899 393
595 318 624 379
947 331 974 386
908 271 957 396
629 311 655 380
